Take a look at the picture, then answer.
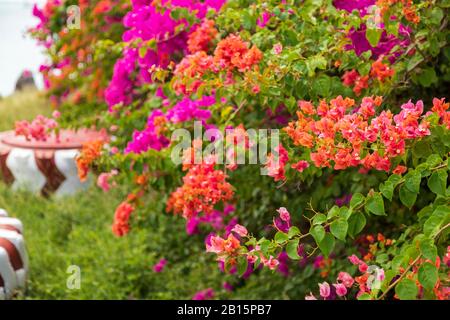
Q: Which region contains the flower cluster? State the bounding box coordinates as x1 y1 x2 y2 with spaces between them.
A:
376 0 420 24
342 58 395 95
76 140 105 182
173 34 262 95
112 201 135 237
187 19 218 54
284 96 435 172
125 109 170 154
125 95 216 154
305 272 355 300
264 145 289 182
166 159 234 219
105 0 225 109
15 115 58 142
431 97 450 129
97 169 119 192
334 0 412 62
213 34 263 72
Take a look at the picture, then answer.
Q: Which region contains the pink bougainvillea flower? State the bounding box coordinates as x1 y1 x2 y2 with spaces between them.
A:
231 224 248 237
348 254 363 265
97 170 118 192
153 258 167 273
273 43 283 55
52 110 61 119
359 262 369 273
265 144 289 181
337 271 355 288
223 282 234 292
192 288 215 300
257 11 272 28
264 256 280 270
319 282 331 299
291 160 310 172
277 207 291 222
305 292 318 300
333 283 348 297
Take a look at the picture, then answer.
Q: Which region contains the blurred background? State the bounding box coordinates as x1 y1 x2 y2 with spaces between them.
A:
0 0 46 97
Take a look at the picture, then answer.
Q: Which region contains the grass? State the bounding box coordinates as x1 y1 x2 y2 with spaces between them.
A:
0 88 51 131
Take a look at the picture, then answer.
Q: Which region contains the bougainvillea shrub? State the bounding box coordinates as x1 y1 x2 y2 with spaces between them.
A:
32 0 449 300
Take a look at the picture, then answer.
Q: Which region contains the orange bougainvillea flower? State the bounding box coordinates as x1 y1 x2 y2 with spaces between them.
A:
370 58 395 83
393 164 407 175
76 139 104 182
213 34 262 72
166 159 234 219
187 19 218 54
112 201 135 237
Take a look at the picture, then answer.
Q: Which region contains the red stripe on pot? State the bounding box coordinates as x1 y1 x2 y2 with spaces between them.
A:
0 151 14 185
0 225 21 234
34 150 66 197
0 238 23 271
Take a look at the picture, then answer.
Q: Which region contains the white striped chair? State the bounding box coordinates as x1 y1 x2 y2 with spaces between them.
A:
0 209 28 299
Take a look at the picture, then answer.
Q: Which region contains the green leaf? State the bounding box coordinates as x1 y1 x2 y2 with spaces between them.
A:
405 171 422 193
380 181 394 201
413 140 432 159
138 46 148 59
423 205 450 237
241 11 256 30
357 293 372 300
388 174 402 187
418 68 438 87
350 193 365 208
306 54 327 76
365 193 385 216
311 225 325 244
259 239 270 256
386 20 399 36
419 238 438 261
426 154 442 168
429 7 444 25
330 218 348 241
427 170 447 196
237 256 248 277
312 75 331 97
418 263 438 291
287 226 300 238
399 185 417 209
339 206 352 220
286 239 301 260
327 205 340 219
275 231 289 244
348 213 366 237
366 27 382 47
395 279 418 300
313 213 327 225
318 233 335 258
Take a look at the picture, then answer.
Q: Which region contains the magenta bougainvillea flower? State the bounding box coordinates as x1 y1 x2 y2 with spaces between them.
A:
333 0 412 61
346 23 412 62
105 0 226 110
333 0 376 15
124 95 216 154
